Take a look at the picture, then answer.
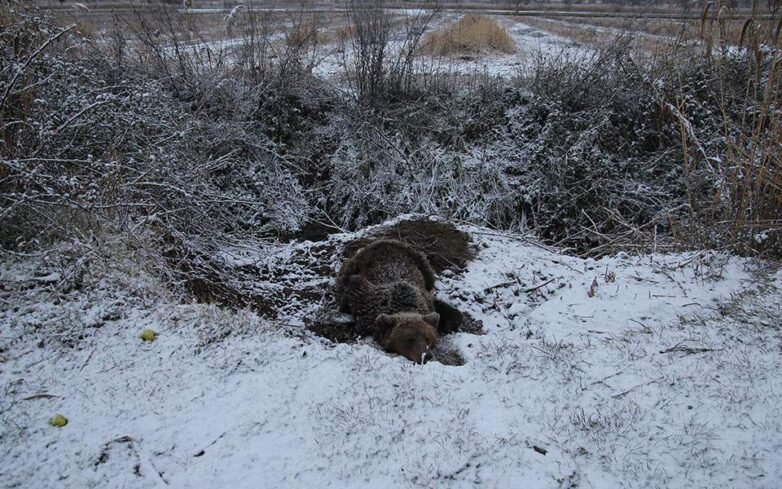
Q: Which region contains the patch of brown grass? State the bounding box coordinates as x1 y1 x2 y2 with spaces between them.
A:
422 14 517 57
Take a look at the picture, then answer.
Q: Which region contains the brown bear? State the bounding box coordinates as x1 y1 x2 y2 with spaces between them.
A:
335 239 440 363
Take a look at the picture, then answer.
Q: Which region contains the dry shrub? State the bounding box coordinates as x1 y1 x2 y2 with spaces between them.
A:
683 5 782 254
422 14 517 57
342 2 437 105
4 0 781 274
332 24 354 43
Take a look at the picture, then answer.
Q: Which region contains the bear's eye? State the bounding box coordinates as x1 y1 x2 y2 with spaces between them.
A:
407 338 416 345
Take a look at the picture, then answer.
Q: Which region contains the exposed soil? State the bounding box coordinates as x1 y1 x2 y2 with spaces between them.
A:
429 340 467 366
161 229 337 317
278 220 343 243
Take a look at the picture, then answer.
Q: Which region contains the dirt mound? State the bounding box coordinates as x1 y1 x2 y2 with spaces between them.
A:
342 218 476 274
164 218 475 318
162 217 482 362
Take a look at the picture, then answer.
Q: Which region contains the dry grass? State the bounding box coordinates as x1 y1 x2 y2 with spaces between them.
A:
422 14 517 57
284 12 353 47
286 13 416 48
702 21 782 253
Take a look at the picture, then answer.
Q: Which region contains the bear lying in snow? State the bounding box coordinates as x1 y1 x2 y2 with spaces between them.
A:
336 239 440 363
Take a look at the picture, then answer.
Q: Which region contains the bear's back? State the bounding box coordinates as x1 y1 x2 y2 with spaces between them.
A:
335 239 437 315
359 243 428 290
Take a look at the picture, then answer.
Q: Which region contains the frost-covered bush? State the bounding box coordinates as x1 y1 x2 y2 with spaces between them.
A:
0 3 312 254
503 45 690 252
325 122 522 230
417 40 781 255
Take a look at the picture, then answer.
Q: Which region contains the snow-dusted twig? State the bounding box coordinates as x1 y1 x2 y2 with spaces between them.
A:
54 100 112 134
0 24 75 110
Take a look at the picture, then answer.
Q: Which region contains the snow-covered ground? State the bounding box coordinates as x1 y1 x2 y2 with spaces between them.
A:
2 219 780 488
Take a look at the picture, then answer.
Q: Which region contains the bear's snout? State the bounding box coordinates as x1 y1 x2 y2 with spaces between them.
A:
398 337 434 364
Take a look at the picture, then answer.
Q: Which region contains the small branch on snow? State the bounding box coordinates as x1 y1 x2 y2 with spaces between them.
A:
610 376 664 398
629 274 660 283
79 348 97 372
21 393 62 401
484 279 518 293
586 370 625 389
523 277 556 294
659 344 721 355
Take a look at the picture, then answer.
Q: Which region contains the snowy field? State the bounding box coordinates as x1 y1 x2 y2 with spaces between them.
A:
2 219 780 488
312 13 588 79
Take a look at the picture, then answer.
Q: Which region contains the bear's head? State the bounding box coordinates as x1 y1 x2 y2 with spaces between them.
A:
375 312 439 363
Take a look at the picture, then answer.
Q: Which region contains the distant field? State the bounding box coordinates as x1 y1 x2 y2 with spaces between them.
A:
39 0 778 52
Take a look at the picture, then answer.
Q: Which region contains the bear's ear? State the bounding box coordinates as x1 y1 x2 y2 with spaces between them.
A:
422 312 440 327
375 314 396 330
374 314 396 345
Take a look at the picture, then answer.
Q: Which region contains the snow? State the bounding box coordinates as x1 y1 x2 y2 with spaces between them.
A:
1 220 781 488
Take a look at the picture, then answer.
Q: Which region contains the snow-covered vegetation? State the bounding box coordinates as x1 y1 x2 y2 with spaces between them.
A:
2 2 779 256
1 0 781 487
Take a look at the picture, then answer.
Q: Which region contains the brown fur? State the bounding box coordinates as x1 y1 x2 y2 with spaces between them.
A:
335 240 439 363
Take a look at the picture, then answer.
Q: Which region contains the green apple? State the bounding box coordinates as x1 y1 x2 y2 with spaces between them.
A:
49 414 68 427
139 329 157 342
